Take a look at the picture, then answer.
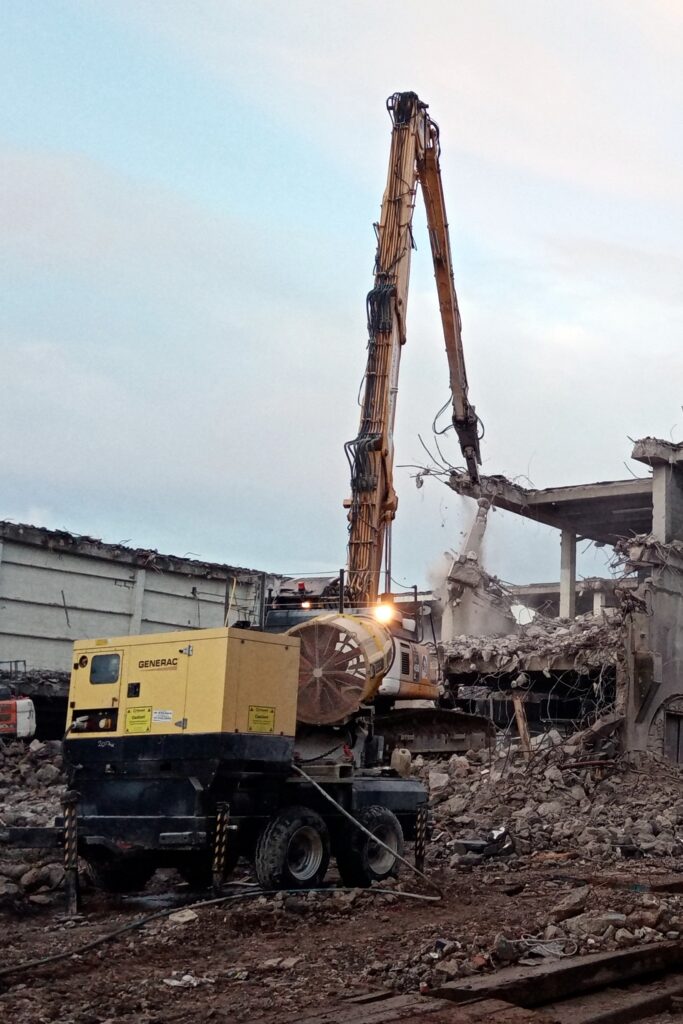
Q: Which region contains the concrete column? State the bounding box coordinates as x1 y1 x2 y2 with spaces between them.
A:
559 530 576 619
592 589 606 616
651 465 683 543
130 568 146 634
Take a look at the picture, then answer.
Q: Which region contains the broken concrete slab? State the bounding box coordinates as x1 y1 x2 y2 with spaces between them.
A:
447 472 653 548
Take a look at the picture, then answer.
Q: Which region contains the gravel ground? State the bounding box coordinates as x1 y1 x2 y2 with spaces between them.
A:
4 737 683 1021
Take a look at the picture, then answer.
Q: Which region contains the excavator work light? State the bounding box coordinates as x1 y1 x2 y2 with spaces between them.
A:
373 603 395 625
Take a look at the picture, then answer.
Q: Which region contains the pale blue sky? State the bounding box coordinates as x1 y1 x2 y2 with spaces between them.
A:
2 1 682 587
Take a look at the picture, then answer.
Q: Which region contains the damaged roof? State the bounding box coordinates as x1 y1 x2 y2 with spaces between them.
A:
448 473 653 546
0 521 272 581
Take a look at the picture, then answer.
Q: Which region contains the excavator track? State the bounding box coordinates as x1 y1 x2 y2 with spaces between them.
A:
375 707 494 758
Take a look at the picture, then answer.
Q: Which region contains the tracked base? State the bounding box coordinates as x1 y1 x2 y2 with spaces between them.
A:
375 708 494 758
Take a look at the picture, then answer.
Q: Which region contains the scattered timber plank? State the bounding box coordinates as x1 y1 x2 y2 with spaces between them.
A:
512 696 532 760
431 941 683 1007
344 989 397 1005
546 970 683 1024
642 873 683 893
294 993 555 1024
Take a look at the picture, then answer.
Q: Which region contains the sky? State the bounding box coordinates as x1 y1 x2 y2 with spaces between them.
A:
1 0 682 588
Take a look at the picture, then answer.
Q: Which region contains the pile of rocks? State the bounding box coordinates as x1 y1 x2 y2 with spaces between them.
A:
0 738 65 826
365 882 683 993
0 738 66 908
0 670 70 701
442 612 621 673
422 726 683 866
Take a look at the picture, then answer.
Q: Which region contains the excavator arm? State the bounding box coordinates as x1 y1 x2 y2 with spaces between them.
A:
418 120 482 483
345 92 481 607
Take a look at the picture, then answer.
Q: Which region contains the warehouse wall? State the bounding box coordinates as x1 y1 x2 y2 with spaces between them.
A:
0 532 274 672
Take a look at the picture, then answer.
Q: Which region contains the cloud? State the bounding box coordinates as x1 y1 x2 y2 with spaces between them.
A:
102 0 683 204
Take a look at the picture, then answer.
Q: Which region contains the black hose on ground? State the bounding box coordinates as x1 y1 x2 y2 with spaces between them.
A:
0 884 439 983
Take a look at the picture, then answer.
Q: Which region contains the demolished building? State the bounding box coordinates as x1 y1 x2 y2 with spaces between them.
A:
444 437 683 760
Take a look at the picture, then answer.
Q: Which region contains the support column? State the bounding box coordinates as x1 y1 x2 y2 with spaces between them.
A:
130 568 146 634
632 439 683 543
651 465 683 543
559 530 576 620
592 589 606 616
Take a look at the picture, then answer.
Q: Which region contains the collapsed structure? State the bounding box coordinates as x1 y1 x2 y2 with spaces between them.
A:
444 437 683 760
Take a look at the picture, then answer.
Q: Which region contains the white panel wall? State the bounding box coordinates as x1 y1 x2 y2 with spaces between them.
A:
0 539 270 672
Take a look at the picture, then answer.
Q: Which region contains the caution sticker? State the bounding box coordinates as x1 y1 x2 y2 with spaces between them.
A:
125 706 152 733
247 705 275 733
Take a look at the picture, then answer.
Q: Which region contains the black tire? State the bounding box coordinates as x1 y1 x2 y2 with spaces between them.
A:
87 852 155 894
255 806 330 890
335 805 404 888
177 843 240 890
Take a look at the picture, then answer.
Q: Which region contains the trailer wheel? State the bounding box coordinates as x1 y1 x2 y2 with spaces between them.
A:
86 852 155 894
335 805 404 888
255 806 330 890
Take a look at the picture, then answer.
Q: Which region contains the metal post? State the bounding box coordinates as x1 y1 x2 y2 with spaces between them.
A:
212 802 230 893
62 790 80 917
259 572 267 630
414 804 428 873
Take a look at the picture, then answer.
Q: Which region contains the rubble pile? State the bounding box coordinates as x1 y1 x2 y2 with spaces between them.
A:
442 612 622 672
0 738 66 907
423 724 683 866
0 670 70 701
365 882 683 992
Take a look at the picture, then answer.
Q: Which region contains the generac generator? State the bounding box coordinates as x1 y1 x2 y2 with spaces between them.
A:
47 625 426 894
67 626 299 762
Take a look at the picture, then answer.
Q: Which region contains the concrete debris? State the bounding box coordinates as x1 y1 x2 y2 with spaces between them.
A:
163 970 216 987
0 738 65 826
0 738 66 908
168 908 199 925
423 725 683 866
0 670 70 702
442 611 622 674
548 885 589 922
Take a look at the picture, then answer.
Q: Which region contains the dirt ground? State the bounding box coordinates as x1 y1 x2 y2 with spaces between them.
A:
3 859 683 1024
0 867 562 1024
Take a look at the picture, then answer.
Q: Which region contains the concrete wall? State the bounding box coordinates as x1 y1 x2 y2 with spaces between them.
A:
623 556 683 755
0 527 277 672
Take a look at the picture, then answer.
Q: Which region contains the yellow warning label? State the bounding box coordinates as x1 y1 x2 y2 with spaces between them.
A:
125 706 152 734
247 705 275 733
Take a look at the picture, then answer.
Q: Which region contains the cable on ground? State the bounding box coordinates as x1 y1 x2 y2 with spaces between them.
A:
0 883 439 983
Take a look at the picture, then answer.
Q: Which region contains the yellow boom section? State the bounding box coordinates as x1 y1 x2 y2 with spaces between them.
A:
345 92 481 607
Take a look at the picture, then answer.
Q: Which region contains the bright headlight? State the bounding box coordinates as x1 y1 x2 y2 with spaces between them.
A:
373 603 395 624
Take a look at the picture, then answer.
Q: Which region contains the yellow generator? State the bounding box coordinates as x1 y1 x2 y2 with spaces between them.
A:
67 626 299 757
50 625 427 894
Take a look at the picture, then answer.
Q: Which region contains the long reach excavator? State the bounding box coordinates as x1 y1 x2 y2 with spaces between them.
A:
344 91 481 610
283 92 492 755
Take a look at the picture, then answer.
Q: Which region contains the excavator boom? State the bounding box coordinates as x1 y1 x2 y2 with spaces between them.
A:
418 123 482 483
345 92 481 607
